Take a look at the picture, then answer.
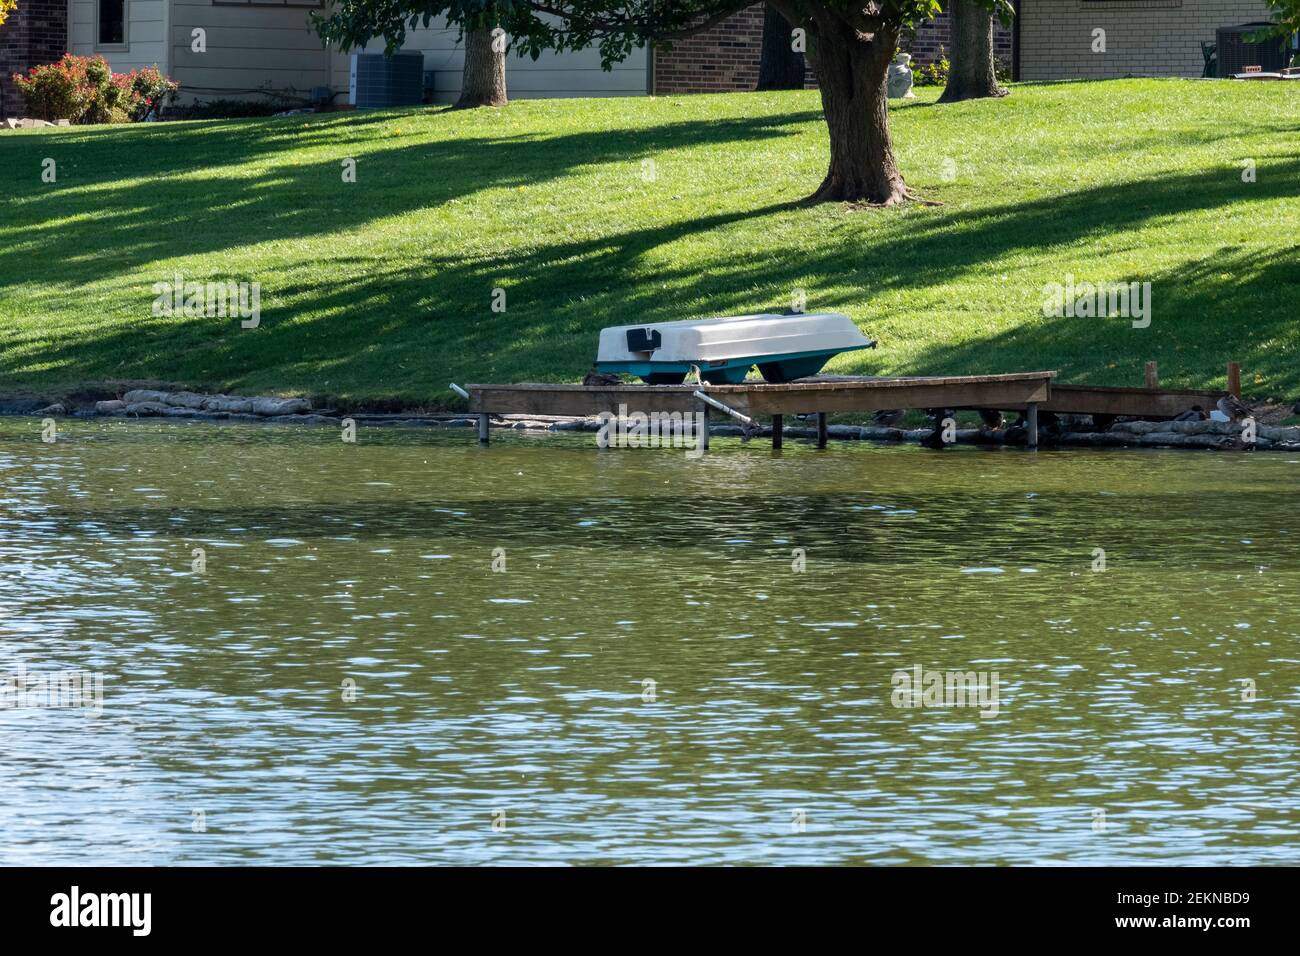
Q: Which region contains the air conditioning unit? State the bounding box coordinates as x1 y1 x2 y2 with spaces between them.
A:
349 52 426 108
1216 23 1289 77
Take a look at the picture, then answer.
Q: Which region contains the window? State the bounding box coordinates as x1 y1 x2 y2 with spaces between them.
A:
1079 1 1182 7
213 0 323 7
97 0 126 47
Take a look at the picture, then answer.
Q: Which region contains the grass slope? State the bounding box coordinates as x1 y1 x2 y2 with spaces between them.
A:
2 80 1297 406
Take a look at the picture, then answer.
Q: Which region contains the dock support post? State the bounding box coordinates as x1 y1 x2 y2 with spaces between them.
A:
1145 361 1159 389
816 412 828 449
701 407 710 452
478 414 490 445
771 415 783 450
1026 404 1039 449
1227 361 1241 399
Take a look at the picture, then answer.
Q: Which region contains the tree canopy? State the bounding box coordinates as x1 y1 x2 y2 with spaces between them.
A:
314 2 1005 70
1262 1 1300 34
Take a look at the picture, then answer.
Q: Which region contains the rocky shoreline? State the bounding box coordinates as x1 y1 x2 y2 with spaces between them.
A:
3 388 1296 451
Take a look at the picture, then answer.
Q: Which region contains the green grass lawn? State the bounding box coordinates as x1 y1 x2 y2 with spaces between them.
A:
2 79 1297 407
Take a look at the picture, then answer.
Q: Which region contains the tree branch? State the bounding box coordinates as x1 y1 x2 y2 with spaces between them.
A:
523 2 754 42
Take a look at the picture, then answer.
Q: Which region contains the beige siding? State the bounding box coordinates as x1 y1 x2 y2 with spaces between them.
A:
68 0 169 73
169 2 333 102
1020 0 1277 81
338 19 648 103
157 4 647 104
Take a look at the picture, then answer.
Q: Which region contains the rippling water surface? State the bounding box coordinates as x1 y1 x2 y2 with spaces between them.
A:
1 419 1297 865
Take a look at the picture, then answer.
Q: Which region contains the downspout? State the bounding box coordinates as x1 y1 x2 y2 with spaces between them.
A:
645 1 656 97
162 0 172 81
320 6 333 98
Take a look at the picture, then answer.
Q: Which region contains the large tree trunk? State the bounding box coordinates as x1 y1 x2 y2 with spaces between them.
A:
756 4 806 91
455 28 508 109
810 25 907 205
938 2 1008 102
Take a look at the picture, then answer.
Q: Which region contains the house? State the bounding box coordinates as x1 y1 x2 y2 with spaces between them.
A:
1 0 67 116
1 1 649 115
0 0 1284 118
1015 0 1280 80
655 1 1280 87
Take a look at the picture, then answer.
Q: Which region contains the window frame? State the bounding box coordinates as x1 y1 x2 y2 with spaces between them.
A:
1077 0 1183 8
95 0 129 52
212 0 324 8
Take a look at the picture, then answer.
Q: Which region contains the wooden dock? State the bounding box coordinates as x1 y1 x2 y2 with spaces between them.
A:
466 362 1235 451
989 362 1237 430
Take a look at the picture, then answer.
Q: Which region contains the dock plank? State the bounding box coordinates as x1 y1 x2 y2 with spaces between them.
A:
468 372 1056 418
991 384 1225 418
713 373 1053 415
468 384 702 416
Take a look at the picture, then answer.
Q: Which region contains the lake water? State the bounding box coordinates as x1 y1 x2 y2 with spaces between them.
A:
1 419 1297 865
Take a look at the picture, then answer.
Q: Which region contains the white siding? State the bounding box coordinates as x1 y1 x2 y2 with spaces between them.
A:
67 0 169 73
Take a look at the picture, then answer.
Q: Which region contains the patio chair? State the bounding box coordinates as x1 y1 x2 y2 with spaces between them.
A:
1201 40 1217 77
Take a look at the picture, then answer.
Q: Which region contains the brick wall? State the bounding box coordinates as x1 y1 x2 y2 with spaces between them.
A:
652 5 815 94
651 4 1011 95
906 11 1014 71
0 0 68 118
1019 0 1275 80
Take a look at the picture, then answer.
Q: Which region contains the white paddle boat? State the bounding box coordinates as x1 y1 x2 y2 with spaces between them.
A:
595 312 876 384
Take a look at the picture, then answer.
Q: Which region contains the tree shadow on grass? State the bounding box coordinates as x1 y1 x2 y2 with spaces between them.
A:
12 158 1296 401
3 109 1296 399
0 109 824 289
906 244 1300 392
269 157 1295 395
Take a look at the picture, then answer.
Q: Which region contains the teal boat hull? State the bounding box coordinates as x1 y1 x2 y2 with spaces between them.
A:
596 344 871 385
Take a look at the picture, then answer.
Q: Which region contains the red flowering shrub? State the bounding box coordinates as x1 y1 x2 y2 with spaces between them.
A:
11 55 91 121
125 65 180 121
11 54 178 124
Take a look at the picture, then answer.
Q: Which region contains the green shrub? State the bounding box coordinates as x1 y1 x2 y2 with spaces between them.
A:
911 49 1012 88
995 54 1012 84
11 55 91 121
11 54 177 124
125 65 180 121
915 49 950 87
169 94 304 121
